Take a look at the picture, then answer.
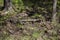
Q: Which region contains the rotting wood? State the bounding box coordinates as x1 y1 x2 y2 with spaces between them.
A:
19 19 40 22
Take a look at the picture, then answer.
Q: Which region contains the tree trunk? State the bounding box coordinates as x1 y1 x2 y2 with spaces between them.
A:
52 0 57 22
4 0 12 10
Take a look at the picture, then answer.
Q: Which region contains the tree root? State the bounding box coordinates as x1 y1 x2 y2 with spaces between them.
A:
0 4 19 16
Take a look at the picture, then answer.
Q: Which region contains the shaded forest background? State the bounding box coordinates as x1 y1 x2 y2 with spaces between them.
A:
0 0 60 40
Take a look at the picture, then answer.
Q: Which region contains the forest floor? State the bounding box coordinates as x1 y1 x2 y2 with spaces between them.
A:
0 10 60 40
0 1 60 40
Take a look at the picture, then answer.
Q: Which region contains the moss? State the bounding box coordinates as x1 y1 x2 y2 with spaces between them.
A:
32 32 40 38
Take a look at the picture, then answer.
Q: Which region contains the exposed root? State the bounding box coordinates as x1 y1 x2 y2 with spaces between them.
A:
0 4 19 16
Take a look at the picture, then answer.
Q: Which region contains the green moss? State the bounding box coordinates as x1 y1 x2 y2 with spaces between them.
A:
32 32 40 38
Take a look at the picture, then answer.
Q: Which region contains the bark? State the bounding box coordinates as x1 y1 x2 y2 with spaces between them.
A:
52 0 57 22
4 0 12 10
